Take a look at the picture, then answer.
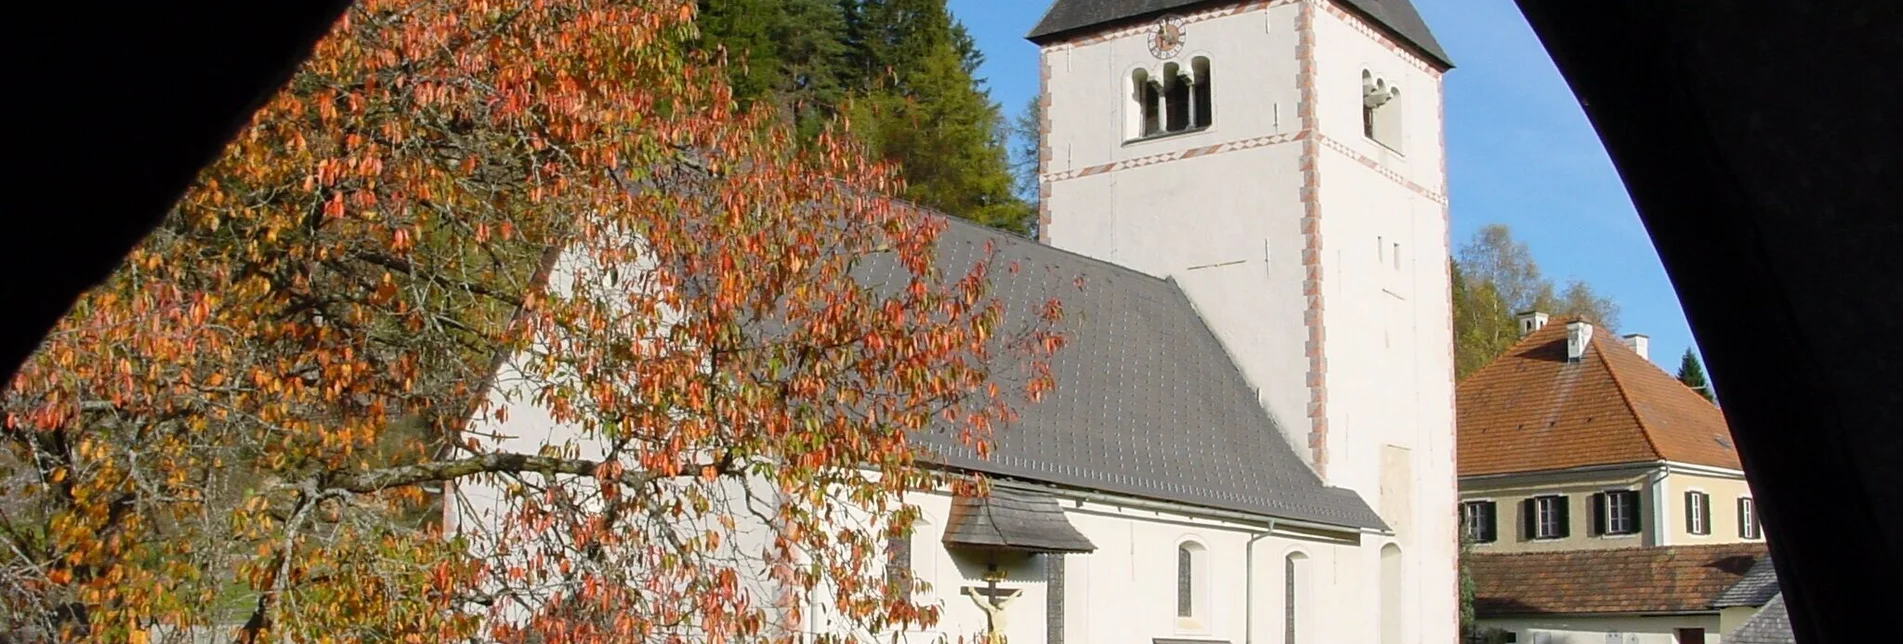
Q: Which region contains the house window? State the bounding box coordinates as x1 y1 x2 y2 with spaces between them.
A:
1176 540 1207 626
1362 69 1403 150
1739 497 1760 539
1592 490 1642 536
1675 628 1707 643
1461 501 1498 543
1523 495 1569 540
1686 491 1712 535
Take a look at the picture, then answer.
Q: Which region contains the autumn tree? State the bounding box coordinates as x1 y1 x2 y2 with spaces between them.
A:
1453 224 1622 377
0 1 1063 641
1451 261 1515 381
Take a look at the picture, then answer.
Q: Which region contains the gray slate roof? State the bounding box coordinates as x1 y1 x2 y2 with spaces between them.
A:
1026 0 1452 69
878 216 1386 530
942 486 1098 553
1713 557 1782 608
1726 594 1796 644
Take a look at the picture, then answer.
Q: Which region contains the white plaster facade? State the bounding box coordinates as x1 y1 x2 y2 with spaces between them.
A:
1038 2 1457 643
863 488 1387 644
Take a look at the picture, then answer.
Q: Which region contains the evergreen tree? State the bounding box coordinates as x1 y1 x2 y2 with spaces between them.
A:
696 0 1032 233
696 0 849 137
1677 348 1717 403
841 0 1031 233
696 0 786 107
1008 95 1041 207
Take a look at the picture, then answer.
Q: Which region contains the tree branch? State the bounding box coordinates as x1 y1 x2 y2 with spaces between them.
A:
319 452 693 494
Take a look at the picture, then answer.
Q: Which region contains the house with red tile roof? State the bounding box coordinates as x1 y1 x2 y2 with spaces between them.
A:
1457 313 1771 644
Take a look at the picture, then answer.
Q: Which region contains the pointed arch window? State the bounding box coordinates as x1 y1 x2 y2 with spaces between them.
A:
1285 552 1308 644
1175 540 1208 628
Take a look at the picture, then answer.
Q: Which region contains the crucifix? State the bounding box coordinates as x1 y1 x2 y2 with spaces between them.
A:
963 562 1021 644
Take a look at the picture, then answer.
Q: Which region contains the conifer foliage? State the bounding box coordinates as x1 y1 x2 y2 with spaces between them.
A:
698 0 1033 233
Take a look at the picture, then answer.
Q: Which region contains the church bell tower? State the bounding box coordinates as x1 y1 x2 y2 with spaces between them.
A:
1029 0 1457 642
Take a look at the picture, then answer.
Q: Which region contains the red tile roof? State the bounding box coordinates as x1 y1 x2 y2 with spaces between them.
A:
1457 318 1741 476
1471 543 1768 616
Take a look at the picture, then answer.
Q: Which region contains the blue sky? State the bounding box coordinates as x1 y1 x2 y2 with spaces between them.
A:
946 0 1702 371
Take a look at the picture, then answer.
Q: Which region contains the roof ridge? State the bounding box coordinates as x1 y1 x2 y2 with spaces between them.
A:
1161 274 1331 488
1592 329 1668 463
929 209 1179 289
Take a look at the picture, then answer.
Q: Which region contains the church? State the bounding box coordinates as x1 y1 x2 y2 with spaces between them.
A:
453 1 1457 642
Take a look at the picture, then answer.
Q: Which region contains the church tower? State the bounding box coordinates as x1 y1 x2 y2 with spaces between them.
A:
1029 1 1457 642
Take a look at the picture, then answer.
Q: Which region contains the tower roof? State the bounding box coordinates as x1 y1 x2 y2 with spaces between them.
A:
1026 0 1453 69
1457 318 1742 477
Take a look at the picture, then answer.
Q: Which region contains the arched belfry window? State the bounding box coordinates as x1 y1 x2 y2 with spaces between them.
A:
1163 62 1190 132
1191 56 1213 129
1362 69 1403 150
1133 68 1162 138
1131 58 1213 140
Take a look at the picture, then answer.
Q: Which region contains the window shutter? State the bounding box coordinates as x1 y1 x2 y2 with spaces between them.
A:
1521 499 1537 540
1482 501 1498 543
1699 494 1712 534
1590 492 1607 536
1629 492 1643 533
1554 496 1571 538
1737 498 1749 538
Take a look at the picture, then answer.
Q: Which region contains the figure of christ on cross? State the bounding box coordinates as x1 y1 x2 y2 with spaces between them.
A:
963 584 1022 644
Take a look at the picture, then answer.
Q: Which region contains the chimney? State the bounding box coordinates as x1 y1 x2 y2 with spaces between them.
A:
1516 311 1550 337
1566 320 1594 361
1621 333 1650 361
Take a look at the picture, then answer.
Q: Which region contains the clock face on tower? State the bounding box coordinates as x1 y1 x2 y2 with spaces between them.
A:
1148 15 1186 59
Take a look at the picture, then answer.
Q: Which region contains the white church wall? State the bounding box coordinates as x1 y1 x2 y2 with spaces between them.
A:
891 488 1374 644
1308 4 1458 644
